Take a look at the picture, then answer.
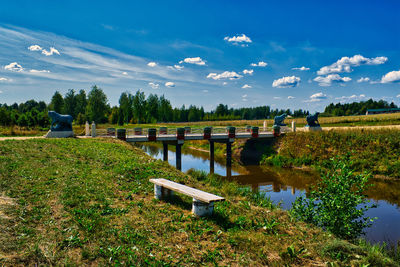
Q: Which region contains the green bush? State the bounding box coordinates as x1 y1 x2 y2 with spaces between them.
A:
291 157 377 240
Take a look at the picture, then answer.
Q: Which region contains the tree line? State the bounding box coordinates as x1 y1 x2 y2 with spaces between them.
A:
323 99 398 116
1 85 312 128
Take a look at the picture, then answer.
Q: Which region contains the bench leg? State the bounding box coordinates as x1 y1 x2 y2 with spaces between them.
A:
192 198 214 216
154 185 174 200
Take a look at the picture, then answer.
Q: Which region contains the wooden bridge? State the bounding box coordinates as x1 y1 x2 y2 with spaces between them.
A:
91 125 285 171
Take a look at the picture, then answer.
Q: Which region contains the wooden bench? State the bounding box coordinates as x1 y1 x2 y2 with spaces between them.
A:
149 178 225 216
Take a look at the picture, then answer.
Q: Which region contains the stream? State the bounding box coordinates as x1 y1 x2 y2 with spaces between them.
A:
137 143 400 246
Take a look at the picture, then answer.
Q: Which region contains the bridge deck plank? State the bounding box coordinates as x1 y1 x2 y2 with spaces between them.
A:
149 178 225 203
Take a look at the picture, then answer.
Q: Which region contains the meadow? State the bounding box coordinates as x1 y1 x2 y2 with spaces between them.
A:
0 138 398 265
263 129 400 178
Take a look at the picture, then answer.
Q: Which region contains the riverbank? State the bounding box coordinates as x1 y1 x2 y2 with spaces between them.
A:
0 138 398 265
262 129 400 179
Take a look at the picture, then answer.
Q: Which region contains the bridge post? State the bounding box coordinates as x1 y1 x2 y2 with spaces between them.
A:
226 141 232 167
209 141 214 174
292 121 296 132
176 143 182 171
91 121 96 137
163 142 168 161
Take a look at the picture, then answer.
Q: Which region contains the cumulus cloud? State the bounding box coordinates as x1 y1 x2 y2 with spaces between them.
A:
28 45 42 51
335 94 366 101
357 77 370 83
165 81 175 87
29 69 50 73
222 82 227 85
306 92 327 102
273 96 281 100
0 77 8 81
242 84 252 89
148 82 159 89
242 69 253 75
242 94 248 98
28 45 60 56
250 61 267 67
288 96 295 99
4 62 23 72
313 74 351 86
317 55 388 75
122 71 128 75
167 65 184 70
179 57 206 65
147 62 157 67
381 70 400 83
292 66 310 71
207 71 243 80
202 89 208 93
224 34 252 45
272 76 301 88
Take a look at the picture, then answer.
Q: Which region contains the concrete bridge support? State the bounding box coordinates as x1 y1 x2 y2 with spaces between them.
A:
226 141 232 168
176 143 182 171
209 141 214 174
163 142 168 161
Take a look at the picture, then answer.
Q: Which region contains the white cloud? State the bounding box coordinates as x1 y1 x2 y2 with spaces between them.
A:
42 47 60 56
381 70 400 83
4 62 23 72
273 96 281 99
242 84 252 89
288 96 295 99
335 94 366 101
272 76 301 88
28 45 42 51
396 94 400 98
222 82 227 85
147 62 157 67
165 81 175 87
242 69 253 75
242 94 248 98
179 57 206 65
174 64 184 70
0 90 2 93
224 34 252 44
122 71 128 75
202 89 208 93
0 77 8 82
306 92 327 102
29 69 50 73
207 71 243 80
148 82 159 89
357 77 370 83
313 74 351 86
29 45 60 56
317 54 388 75
292 66 310 71
250 61 267 67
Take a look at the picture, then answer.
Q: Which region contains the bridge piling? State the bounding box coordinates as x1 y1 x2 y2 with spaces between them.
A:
176 143 182 171
209 141 214 174
226 141 232 167
163 142 168 161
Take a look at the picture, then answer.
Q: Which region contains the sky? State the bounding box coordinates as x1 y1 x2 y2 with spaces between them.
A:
0 0 399 112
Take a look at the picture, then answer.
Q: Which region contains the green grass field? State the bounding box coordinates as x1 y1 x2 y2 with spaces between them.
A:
0 138 398 265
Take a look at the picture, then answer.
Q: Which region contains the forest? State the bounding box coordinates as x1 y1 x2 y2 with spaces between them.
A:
0 85 397 128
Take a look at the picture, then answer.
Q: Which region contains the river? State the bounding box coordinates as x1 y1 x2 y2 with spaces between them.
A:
137 143 400 246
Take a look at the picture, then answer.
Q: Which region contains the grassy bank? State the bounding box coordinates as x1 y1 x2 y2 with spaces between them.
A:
0 138 397 265
262 129 400 178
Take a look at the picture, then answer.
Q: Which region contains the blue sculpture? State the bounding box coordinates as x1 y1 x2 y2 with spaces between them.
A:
48 111 73 131
306 112 320 127
274 113 287 126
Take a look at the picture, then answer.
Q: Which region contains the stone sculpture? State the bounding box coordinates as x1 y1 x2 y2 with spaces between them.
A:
306 112 320 127
45 111 74 138
274 113 287 126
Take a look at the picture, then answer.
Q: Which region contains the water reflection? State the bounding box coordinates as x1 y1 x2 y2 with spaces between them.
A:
136 142 400 245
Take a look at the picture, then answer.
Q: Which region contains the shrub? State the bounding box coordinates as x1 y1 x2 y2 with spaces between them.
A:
291 157 377 240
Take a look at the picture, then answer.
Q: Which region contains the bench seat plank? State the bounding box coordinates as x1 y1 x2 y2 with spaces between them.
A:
149 178 224 203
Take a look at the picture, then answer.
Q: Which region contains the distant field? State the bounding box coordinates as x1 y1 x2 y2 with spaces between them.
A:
3 112 400 136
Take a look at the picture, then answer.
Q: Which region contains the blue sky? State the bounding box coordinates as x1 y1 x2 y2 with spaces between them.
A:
0 0 399 112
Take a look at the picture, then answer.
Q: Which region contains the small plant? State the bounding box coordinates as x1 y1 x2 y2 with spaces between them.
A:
291 157 377 240
280 244 308 262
